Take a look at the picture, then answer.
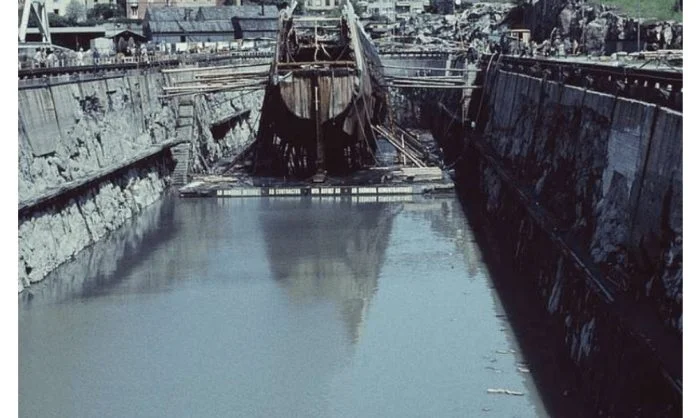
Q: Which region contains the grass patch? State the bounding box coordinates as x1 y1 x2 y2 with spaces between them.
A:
597 0 682 21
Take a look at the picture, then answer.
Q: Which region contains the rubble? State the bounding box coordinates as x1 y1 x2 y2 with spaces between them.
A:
363 1 681 57
365 2 514 54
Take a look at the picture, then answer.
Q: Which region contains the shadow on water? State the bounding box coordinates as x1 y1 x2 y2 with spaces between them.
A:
258 198 400 345
453 185 593 418
19 193 181 306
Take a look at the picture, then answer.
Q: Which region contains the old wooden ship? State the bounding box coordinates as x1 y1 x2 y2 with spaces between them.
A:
254 1 388 178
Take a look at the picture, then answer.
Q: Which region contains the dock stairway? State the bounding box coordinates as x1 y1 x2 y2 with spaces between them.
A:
171 96 195 185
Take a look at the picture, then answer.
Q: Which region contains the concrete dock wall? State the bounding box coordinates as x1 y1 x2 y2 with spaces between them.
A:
481 69 682 333
434 67 681 416
18 69 263 291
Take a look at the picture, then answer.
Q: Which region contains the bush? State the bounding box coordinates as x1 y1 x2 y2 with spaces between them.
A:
48 13 72 27
65 0 86 23
87 4 125 21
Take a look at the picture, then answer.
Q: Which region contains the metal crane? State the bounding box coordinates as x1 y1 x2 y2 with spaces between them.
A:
19 0 52 44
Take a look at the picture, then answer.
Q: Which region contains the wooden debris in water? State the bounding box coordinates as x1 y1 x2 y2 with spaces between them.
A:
487 388 525 396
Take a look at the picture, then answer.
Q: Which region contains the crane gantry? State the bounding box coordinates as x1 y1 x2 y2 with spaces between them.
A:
19 0 52 44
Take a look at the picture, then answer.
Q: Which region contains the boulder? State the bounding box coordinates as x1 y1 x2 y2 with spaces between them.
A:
584 18 608 54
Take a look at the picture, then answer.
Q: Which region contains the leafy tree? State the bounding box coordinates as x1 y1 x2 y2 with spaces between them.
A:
88 4 124 21
65 0 86 23
48 13 72 27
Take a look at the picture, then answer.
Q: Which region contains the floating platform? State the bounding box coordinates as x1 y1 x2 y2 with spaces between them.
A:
178 167 454 199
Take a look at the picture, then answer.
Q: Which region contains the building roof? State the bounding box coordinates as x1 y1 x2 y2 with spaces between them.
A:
25 27 106 35
148 20 234 33
145 5 279 34
232 16 278 39
146 5 278 23
232 17 278 32
106 29 148 42
196 5 278 21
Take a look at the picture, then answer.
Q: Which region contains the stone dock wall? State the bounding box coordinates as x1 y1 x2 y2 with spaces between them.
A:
18 68 264 292
432 67 682 416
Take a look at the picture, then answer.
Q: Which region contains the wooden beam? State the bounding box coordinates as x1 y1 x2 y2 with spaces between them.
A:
276 60 355 67
388 84 483 89
162 61 272 74
380 64 475 73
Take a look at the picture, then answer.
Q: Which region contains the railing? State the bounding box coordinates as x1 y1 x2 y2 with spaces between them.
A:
485 54 683 112
18 50 275 79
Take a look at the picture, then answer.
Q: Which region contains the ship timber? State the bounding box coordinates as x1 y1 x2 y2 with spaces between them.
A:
254 1 387 178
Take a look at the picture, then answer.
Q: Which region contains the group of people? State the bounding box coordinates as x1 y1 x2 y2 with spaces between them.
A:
531 37 582 58
28 47 90 69
496 35 583 58
31 48 60 68
460 32 584 63
26 44 152 69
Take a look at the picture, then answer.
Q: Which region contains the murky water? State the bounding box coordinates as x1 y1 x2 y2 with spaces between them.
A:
20 195 548 417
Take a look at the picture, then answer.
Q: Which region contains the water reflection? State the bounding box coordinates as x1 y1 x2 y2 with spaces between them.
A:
259 198 400 344
19 195 180 306
400 199 483 279
19 195 548 418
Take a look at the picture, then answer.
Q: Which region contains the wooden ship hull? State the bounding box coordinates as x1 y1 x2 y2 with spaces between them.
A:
254 1 388 177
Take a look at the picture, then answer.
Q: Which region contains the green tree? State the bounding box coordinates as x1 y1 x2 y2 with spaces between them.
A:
48 13 71 27
65 0 86 23
88 4 124 21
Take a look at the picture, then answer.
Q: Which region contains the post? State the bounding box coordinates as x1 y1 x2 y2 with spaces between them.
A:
637 0 641 52
313 78 325 172
401 134 406 165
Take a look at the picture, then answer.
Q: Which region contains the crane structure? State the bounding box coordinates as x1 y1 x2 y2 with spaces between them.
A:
19 0 52 44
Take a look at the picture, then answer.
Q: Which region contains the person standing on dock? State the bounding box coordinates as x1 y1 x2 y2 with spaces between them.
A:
46 49 57 68
140 44 148 63
33 48 43 68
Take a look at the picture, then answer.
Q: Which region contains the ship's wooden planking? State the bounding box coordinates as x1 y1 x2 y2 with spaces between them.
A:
254 1 387 178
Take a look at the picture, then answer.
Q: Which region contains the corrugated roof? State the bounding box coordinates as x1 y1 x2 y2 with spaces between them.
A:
149 20 234 33
146 7 190 22
233 17 278 32
146 5 279 23
197 5 279 21
145 5 279 34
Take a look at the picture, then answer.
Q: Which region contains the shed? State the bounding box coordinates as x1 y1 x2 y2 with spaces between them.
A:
106 29 147 44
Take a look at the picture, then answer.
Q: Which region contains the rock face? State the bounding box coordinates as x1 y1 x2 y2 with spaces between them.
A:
18 162 170 291
18 72 177 203
188 90 264 173
18 67 263 292
19 192 174 304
